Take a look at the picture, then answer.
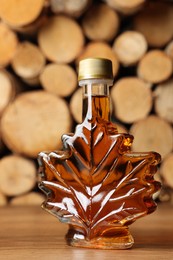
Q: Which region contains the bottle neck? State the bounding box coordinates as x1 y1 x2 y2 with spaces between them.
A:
81 80 111 122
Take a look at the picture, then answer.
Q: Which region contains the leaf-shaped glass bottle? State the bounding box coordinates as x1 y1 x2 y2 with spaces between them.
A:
38 58 161 249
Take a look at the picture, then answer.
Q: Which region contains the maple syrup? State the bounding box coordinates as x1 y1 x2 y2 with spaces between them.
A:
38 58 161 249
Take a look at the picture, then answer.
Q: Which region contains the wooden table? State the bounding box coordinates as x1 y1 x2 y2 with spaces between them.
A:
0 203 173 260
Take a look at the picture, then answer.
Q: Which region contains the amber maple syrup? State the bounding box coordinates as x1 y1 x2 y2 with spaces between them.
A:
38 58 161 249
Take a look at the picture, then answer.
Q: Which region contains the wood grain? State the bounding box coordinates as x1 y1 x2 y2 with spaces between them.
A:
0 204 172 259
0 0 45 27
105 0 145 15
111 77 152 123
40 63 77 97
0 22 18 67
130 115 173 159
1 91 72 157
38 15 84 63
113 31 147 66
0 155 37 196
137 50 172 84
11 41 46 81
50 0 91 18
133 2 173 47
82 3 119 41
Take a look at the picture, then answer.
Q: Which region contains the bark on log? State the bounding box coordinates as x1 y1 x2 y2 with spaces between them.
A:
11 41 46 83
76 41 119 76
111 77 152 123
154 78 173 124
160 153 173 189
105 0 145 15
50 0 91 18
0 155 37 196
112 31 147 66
137 50 172 84
40 63 77 97
0 0 45 27
1 91 72 158
38 15 84 63
130 115 173 159
10 192 45 205
0 22 18 68
133 2 173 47
82 3 119 42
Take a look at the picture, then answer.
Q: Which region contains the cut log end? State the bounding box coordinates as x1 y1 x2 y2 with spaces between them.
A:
130 115 173 159
113 31 147 66
105 0 145 14
50 0 91 17
154 79 173 124
40 63 77 97
0 155 37 197
0 0 45 27
111 77 152 123
11 41 46 80
137 50 172 84
0 69 17 115
133 2 173 47
82 3 119 42
1 91 72 158
0 22 18 67
38 15 84 63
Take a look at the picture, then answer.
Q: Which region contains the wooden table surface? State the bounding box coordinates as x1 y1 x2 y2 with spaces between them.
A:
0 203 173 260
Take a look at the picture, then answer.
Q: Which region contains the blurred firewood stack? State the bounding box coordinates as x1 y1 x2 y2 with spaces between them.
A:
0 0 173 206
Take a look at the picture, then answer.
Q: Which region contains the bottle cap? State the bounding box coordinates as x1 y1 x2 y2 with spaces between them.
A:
78 58 113 82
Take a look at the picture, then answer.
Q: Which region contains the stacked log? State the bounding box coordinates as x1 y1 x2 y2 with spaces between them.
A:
137 50 172 84
50 0 92 18
112 31 147 66
0 155 37 196
0 22 18 67
38 15 84 63
11 41 46 85
40 63 77 97
133 2 173 47
82 3 119 42
1 91 72 157
0 0 173 206
0 69 17 115
111 77 152 123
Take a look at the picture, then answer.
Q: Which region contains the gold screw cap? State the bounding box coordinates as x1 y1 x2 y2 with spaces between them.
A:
78 58 113 81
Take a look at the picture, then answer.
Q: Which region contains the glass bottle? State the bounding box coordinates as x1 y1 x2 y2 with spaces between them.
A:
38 58 161 249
